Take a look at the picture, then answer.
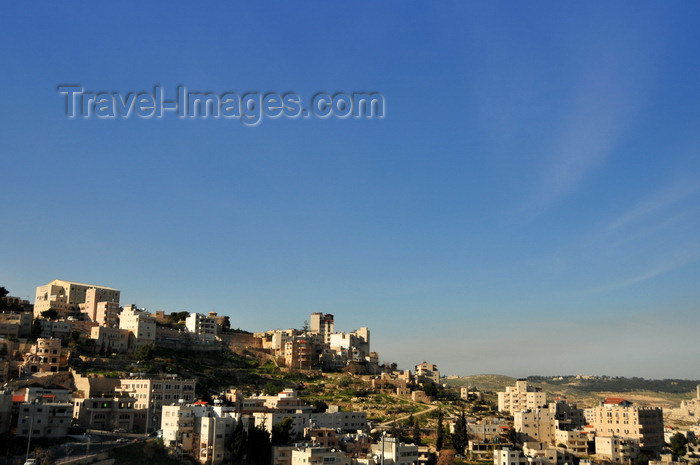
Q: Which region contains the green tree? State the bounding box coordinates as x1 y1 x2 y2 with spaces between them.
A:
41 309 59 320
412 417 421 446
247 424 271 465
505 425 518 445
424 382 438 397
436 409 444 451
312 399 328 413
390 418 400 440
451 409 468 455
271 417 294 445
135 343 156 362
228 421 247 464
263 382 279 396
670 432 688 460
0 286 8 310
31 319 42 339
406 412 415 428
168 311 189 324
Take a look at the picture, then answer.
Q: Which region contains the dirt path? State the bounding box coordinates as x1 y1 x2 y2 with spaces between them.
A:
378 402 439 427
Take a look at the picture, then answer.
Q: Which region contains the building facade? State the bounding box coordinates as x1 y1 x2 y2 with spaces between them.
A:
35 279 120 318
119 376 196 432
498 380 547 414
590 398 664 453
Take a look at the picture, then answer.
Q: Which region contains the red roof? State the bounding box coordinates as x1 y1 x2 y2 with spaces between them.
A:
604 397 627 404
12 395 24 402
193 401 208 405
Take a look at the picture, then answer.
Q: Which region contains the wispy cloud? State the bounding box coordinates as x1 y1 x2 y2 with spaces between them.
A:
606 177 700 233
521 32 660 218
582 243 700 295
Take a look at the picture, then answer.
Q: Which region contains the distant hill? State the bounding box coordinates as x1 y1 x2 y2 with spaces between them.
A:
527 375 700 394
443 374 699 409
442 374 516 393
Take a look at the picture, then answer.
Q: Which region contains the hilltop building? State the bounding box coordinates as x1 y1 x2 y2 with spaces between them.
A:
415 362 440 384
119 305 156 350
34 279 119 318
185 312 218 340
310 312 334 344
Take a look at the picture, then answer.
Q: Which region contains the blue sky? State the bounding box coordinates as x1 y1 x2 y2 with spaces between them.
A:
2 2 699 378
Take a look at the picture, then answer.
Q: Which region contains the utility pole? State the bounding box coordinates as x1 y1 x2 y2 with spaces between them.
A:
381 431 385 465
25 416 34 463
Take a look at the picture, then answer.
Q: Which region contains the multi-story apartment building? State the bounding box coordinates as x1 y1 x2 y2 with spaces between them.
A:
494 447 532 465
554 430 589 454
79 287 120 326
16 400 72 438
39 319 72 340
467 418 511 441
258 388 313 413
550 400 586 431
162 404 197 454
291 446 351 465
498 380 547 414
307 428 339 448
253 409 367 438
72 371 121 398
185 312 218 340
494 447 572 465
119 305 156 350
310 313 334 344
522 444 574 465
35 279 120 318
329 327 370 361
284 338 313 369
0 311 32 339
162 403 237 465
590 398 664 453
21 384 74 403
461 386 484 401
515 407 555 444
119 375 196 432
199 410 236 465
415 362 440 384
90 326 130 353
595 436 640 462
20 337 65 374
370 436 419 465
515 400 587 447
73 394 137 431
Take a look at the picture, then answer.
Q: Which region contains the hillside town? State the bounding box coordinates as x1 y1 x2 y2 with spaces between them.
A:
0 280 698 465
